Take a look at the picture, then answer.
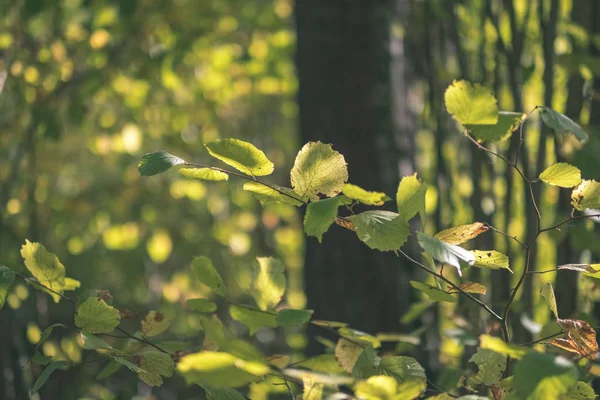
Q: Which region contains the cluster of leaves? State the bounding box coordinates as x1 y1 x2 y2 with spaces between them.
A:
3 79 600 398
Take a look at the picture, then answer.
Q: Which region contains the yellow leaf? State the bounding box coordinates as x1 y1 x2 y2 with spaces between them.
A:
435 222 489 245
141 310 169 337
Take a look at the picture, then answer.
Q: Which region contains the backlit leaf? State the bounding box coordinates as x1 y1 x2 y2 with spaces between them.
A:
354 375 398 399
276 309 314 328
138 350 175 378
138 150 184 176
540 106 588 142
444 80 498 125
479 334 526 359
295 354 346 374
450 282 487 295
31 361 70 395
541 282 559 319
191 256 226 297
242 182 304 206
63 277 80 291
396 173 427 224
304 197 349 242
303 377 324 400
335 338 365 374
466 111 524 142
21 240 66 303
571 180 600 211
417 232 475 276
471 250 511 271
349 210 410 252
229 305 277 335
539 163 582 188
179 167 229 181
311 320 348 328
380 356 426 399
410 281 457 303
74 297 121 334
141 310 169 337
205 138 274 176
563 382 596 399
290 141 348 201
251 257 286 311
0 266 15 309
283 368 354 386
556 318 598 360
469 348 506 386
435 222 489 245
342 183 390 206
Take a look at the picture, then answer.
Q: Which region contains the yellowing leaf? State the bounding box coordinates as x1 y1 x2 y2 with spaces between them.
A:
63 277 81 291
354 375 398 399
295 354 346 374
466 111 524 142
571 180 600 211
178 167 229 181
290 141 348 201
539 163 582 188
20 240 66 303
380 356 426 399
205 138 274 176
335 338 364 374
540 283 559 319
479 334 526 359
450 282 487 295
540 106 588 142
342 183 390 206
311 320 348 328
138 150 184 176
555 319 599 360
417 232 475 276
191 256 226 297
141 310 170 337
410 281 457 303
471 250 511 271
563 382 596 400
304 197 348 242
229 305 277 335
434 222 489 245
349 210 410 252
74 297 121 334
303 377 324 400
444 80 499 125
242 182 303 206
396 173 427 224
251 257 286 311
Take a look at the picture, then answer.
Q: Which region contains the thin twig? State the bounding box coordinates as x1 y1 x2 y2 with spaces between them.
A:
518 330 563 346
502 248 532 343
485 223 528 249
539 213 600 234
464 133 529 183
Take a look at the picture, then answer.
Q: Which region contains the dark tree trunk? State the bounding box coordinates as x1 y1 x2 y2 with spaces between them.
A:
295 0 414 341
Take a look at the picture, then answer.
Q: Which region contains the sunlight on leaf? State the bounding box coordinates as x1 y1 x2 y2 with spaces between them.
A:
539 163 582 188
471 250 511 272
466 111 524 142
205 138 274 176
74 297 121 334
451 282 487 295
335 338 365 374
435 222 489 245
354 375 398 399
555 318 599 360
191 256 227 297
21 240 66 303
479 334 526 359
251 257 286 311
396 173 427 224
303 377 324 400
179 167 229 181
540 283 559 319
417 232 475 276
380 356 426 399
571 180 600 211
444 80 498 125
138 150 185 176
242 182 303 206
349 210 410 252
141 310 170 337
342 183 390 206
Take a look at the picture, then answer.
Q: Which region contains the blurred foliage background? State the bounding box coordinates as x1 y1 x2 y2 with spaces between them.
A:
1 0 600 398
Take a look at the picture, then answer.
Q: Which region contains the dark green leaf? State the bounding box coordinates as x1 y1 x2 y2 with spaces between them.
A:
348 210 410 252
540 106 588 142
275 309 314 328
31 361 70 395
0 266 15 309
138 150 185 176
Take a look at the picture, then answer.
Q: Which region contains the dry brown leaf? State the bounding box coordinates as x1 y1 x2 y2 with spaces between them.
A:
551 319 599 360
335 217 356 231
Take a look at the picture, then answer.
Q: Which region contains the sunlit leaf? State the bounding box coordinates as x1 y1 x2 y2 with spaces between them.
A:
283 368 354 386
243 182 304 206
311 320 348 328
290 141 348 201
556 318 598 360
380 356 426 399
563 382 596 400
0 266 15 309
179 167 229 181
335 338 365 374
295 354 346 375
349 210 410 252
229 305 277 335
471 250 511 272
266 354 290 369
354 375 398 399
187 298 218 313
396 173 427 224
205 138 274 176
540 106 588 142
539 163 582 188
276 309 314 328
417 232 475 276
342 183 390 206
444 80 498 125
410 281 457 303
540 282 559 319
191 256 227 297
138 150 185 176
31 361 70 395
20 240 66 303
571 180 600 211
479 334 526 359
469 348 506 386
303 377 324 400
304 196 349 242
466 111 524 142
251 257 285 311
74 297 121 334
450 282 487 295
141 310 169 337
63 277 80 291
435 222 489 245
513 352 577 399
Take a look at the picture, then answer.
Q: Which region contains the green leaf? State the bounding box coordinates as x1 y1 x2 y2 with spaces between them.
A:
179 167 229 181
242 182 304 206
342 183 390 206
290 141 348 201
539 163 582 188
191 256 227 297
479 334 526 359
276 309 314 328
200 315 225 350
0 266 15 309
352 345 378 379
205 138 274 176
187 298 218 313
417 232 475 276
177 351 269 388
434 222 489 245
563 382 596 400
295 354 346 374
304 197 348 242
138 370 163 387
251 257 286 311
204 386 247 400
20 240 66 303
37 323 66 353
466 111 524 142
396 173 427 224
229 305 277 335
513 352 577 399
348 210 410 252
31 361 70 395
63 277 80 291
410 281 457 303
31 352 53 365
471 250 511 271
540 106 588 142
469 349 506 386
74 297 121 334
380 356 426 399
80 331 114 350
97 360 123 380
335 338 365 374
141 310 170 337
138 350 175 378
571 180 600 211
444 80 499 125
541 282 559 319
138 150 185 176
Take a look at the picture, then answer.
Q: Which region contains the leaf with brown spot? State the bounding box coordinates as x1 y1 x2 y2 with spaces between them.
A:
556 319 599 360
449 282 487 295
335 217 356 231
434 222 489 245
334 338 363 373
